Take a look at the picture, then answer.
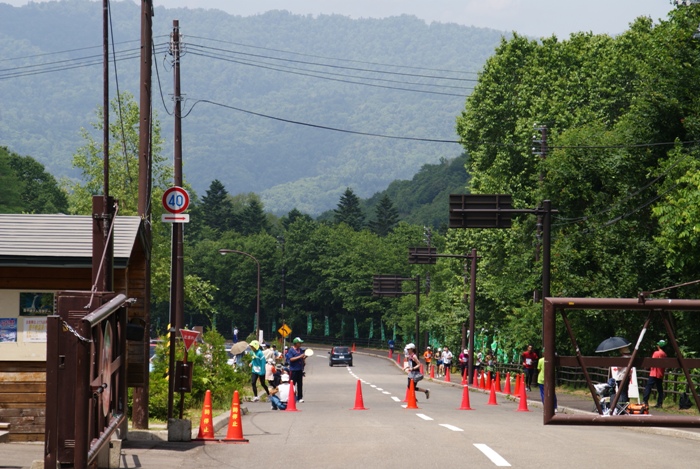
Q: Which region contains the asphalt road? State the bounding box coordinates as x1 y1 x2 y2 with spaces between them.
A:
5 349 700 468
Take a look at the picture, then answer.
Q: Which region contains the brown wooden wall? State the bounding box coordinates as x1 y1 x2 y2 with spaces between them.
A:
0 361 46 442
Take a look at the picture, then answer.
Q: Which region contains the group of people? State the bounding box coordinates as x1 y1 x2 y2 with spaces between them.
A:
246 336 308 409
421 345 454 378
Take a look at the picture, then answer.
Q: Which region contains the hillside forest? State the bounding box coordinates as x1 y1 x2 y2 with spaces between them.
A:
3 5 700 363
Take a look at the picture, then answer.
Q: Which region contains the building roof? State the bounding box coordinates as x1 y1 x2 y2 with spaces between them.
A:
0 214 143 268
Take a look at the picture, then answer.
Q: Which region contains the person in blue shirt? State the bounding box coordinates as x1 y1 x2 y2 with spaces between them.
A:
285 337 307 403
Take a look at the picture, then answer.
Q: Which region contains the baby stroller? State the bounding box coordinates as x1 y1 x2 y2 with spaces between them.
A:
593 378 629 416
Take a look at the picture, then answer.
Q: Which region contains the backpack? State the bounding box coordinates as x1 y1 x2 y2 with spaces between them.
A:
679 392 692 410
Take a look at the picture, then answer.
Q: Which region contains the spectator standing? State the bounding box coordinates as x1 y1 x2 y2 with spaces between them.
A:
643 339 668 408
537 351 558 412
249 340 270 401
435 347 444 377
286 337 307 403
388 339 395 355
522 344 538 392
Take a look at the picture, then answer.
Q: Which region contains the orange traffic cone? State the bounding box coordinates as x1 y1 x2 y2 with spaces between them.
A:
458 384 473 410
389 349 393 358
352 343 356 352
429 364 435 379
461 369 467 385
517 379 530 412
487 382 498 405
514 373 521 396
485 372 491 390
444 366 451 383
351 379 368 410
495 371 502 392
406 379 419 409
420 364 424 375
403 382 410 402
397 353 402 366
504 372 512 395
285 380 300 412
479 372 486 390
473 370 479 387
220 390 249 443
194 390 216 440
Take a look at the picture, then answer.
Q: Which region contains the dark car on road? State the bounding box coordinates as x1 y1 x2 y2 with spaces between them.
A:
328 346 353 367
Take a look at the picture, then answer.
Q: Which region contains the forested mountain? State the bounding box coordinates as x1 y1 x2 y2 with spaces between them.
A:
0 0 505 215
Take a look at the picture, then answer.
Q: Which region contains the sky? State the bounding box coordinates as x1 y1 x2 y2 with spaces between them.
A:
4 0 679 38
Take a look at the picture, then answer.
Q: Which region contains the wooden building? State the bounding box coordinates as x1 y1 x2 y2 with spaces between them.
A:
0 214 149 442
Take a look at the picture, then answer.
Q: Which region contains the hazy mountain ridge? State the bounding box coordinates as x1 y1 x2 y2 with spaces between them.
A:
0 0 505 214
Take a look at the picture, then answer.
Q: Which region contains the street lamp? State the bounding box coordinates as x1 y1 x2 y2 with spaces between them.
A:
219 249 261 341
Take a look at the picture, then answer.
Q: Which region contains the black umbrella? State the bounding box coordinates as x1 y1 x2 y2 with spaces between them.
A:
595 336 631 353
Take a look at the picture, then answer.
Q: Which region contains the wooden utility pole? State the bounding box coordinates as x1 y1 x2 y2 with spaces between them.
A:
133 0 154 430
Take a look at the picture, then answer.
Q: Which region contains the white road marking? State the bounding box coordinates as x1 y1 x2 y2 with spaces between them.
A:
382 391 391 394
370 385 377 388
474 444 511 467
416 414 433 421
439 424 463 431
375 387 383 391
392 396 401 402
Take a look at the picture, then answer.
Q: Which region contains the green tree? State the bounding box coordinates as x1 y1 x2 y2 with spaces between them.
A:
368 193 399 236
197 179 238 233
2 147 68 214
239 197 270 235
0 148 24 213
333 187 365 231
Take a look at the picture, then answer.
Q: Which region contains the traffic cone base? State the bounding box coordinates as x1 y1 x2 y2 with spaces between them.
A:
221 390 249 443
495 371 502 393
429 365 435 379
458 384 473 410
517 380 531 412
444 366 451 383
406 380 419 409
351 379 368 410
504 372 512 395
285 380 300 412
194 390 216 441
485 372 491 390
487 383 498 405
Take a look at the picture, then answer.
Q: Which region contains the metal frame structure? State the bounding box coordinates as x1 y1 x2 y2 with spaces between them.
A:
543 297 700 427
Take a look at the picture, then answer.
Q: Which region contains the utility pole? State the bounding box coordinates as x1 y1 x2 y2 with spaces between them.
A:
167 19 185 423
133 0 153 431
532 124 547 302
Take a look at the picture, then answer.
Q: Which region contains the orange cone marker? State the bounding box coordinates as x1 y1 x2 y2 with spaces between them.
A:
221 390 249 443
495 371 502 392
444 366 451 383
194 390 216 440
285 380 300 412
461 369 467 385
485 372 491 390
406 379 419 409
458 384 473 410
430 364 435 379
514 373 521 396
352 343 356 352
480 372 486 390
487 382 498 405
504 372 512 395
517 379 531 412
351 379 368 410
473 370 479 387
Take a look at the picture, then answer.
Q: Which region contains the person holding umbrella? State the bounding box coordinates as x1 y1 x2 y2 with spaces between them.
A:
597 337 632 404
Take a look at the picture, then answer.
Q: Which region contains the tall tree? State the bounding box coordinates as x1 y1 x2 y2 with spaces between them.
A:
239 197 270 235
368 194 399 237
198 179 237 233
333 187 365 231
0 149 23 214
3 149 68 214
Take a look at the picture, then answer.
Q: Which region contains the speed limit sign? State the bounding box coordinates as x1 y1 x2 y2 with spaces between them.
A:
162 186 190 214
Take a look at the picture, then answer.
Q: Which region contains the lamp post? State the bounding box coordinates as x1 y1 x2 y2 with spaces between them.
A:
219 249 261 341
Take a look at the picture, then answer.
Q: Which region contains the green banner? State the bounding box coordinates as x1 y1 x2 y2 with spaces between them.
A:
307 314 312 334
369 320 374 339
324 316 329 336
354 318 359 339
380 321 385 341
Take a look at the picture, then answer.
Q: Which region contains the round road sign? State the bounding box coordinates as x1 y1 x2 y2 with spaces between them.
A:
162 186 190 214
